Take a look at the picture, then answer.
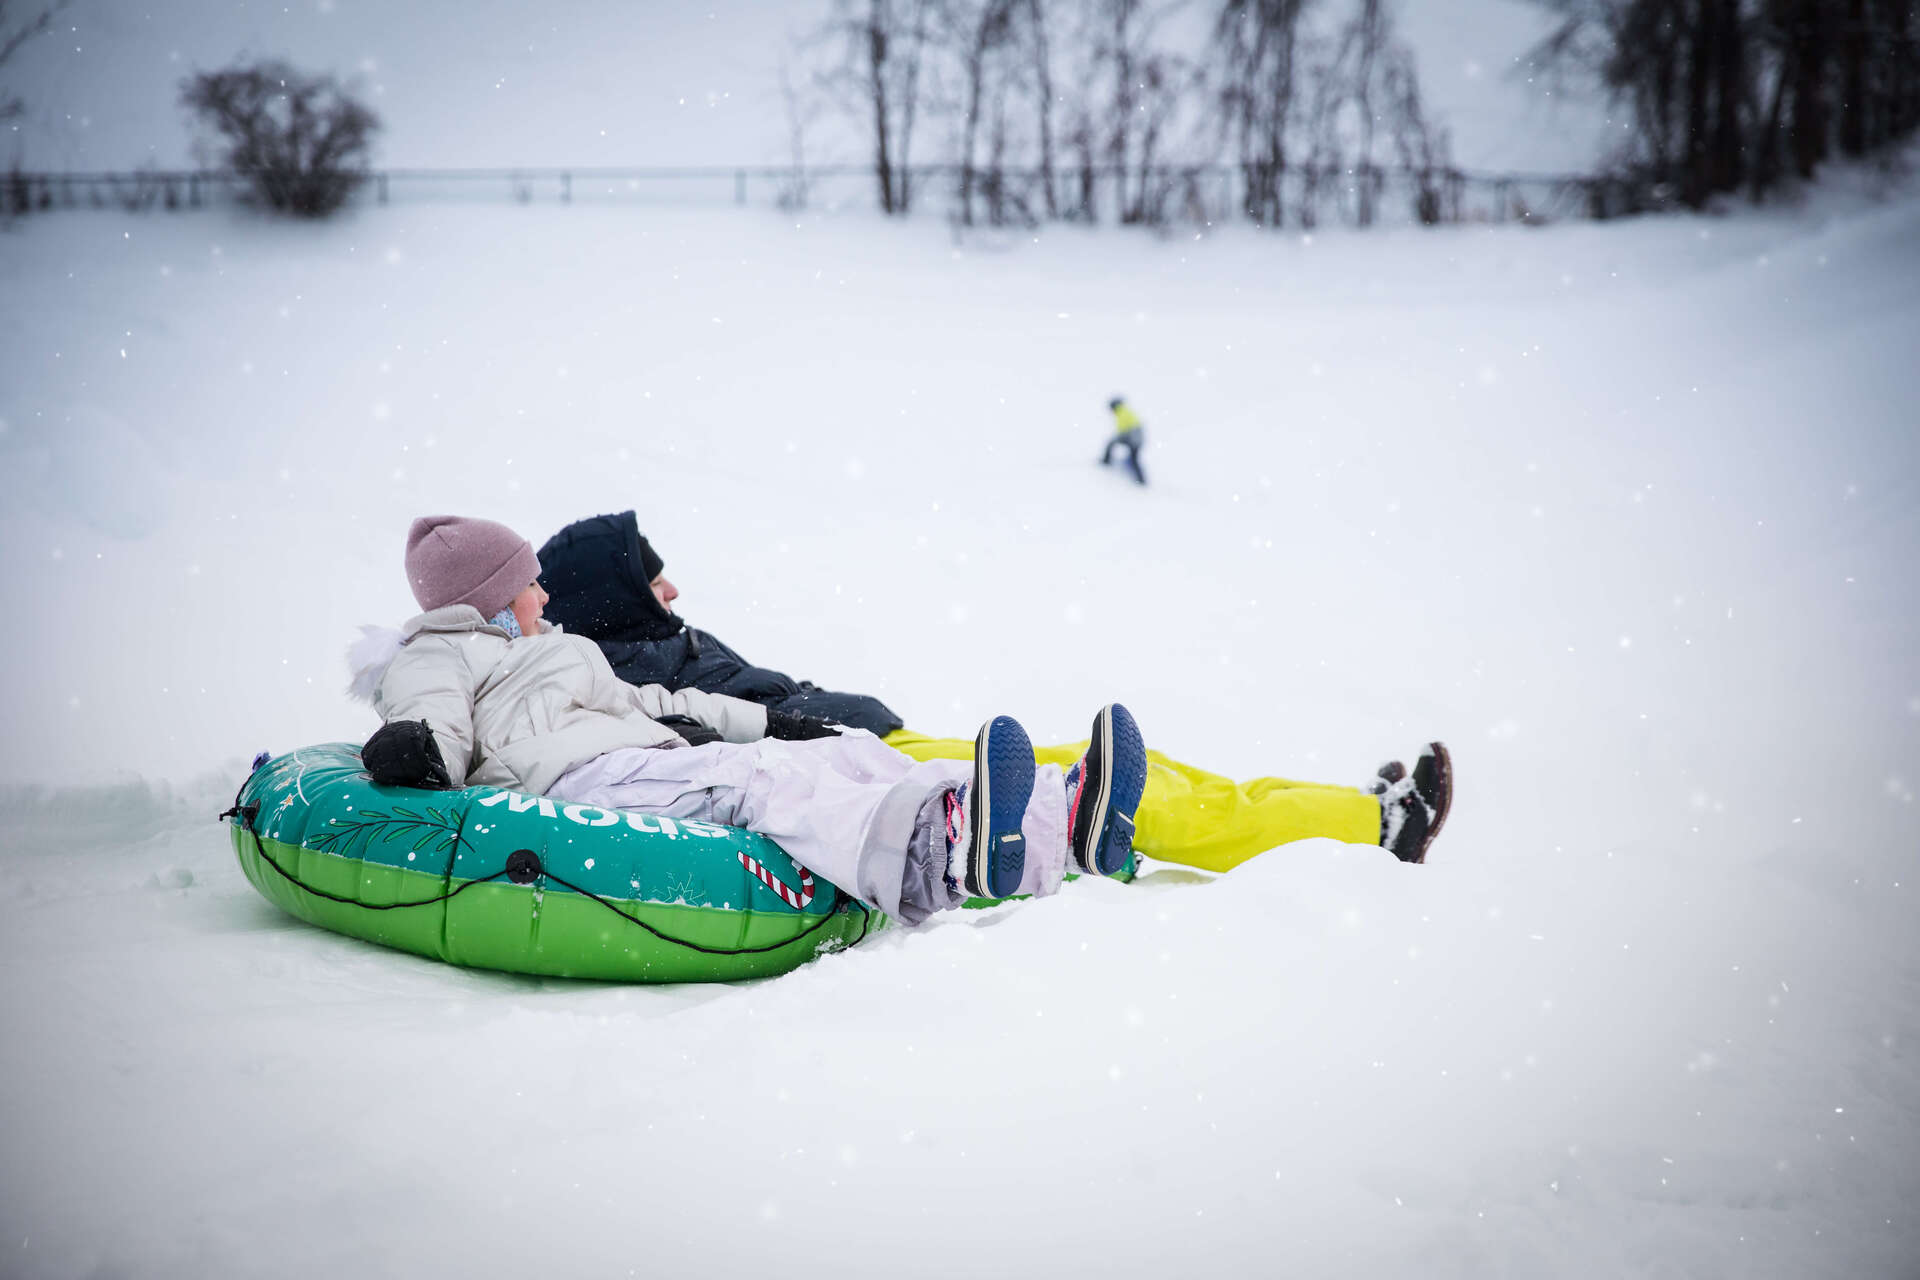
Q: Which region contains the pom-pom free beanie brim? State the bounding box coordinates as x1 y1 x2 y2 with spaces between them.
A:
405 515 541 619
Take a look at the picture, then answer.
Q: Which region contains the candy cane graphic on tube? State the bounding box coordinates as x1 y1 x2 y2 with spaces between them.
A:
737 852 815 911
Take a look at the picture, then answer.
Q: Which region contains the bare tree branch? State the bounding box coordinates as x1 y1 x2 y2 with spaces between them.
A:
0 0 72 123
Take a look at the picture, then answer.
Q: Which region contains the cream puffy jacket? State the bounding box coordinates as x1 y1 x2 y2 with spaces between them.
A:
371 606 769 794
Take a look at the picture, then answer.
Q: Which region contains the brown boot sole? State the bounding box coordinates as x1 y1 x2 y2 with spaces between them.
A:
1416 741 1453 861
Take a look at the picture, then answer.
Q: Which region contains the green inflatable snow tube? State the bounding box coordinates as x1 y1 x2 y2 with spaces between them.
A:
226 743 884 982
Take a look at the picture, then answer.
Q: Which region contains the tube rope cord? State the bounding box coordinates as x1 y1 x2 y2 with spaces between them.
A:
220 790 870 960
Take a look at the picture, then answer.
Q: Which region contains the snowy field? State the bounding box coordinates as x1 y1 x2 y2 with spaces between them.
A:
2 177 1918 1277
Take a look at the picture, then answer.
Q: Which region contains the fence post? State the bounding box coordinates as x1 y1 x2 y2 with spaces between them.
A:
378 172 389 205
735 169 746 205
562 171 572 204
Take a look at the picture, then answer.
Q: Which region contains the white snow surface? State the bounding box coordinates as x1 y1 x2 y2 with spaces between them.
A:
2 173 1919 1277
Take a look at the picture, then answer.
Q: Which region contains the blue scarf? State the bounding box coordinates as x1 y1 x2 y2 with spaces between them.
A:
488 607 523 640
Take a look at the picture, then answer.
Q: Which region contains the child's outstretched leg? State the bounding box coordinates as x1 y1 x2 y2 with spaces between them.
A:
1066 703 1148 875
548 733 965 923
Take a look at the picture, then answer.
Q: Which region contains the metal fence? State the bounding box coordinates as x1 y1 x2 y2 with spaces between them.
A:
3 161 1610 227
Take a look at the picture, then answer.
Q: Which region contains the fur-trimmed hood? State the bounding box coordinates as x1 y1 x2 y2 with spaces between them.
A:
346 625 406 704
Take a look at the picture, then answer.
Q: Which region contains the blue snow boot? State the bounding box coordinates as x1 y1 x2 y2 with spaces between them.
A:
948 715 1037 900
1066 703 1148 876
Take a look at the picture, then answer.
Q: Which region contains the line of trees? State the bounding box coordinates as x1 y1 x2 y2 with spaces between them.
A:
1527 0 1920 210
799 0 1920 228
804 0 1459 229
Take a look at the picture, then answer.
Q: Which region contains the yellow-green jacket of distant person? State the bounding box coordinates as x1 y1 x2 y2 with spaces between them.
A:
885 730 1380 873
1111 400 1143 435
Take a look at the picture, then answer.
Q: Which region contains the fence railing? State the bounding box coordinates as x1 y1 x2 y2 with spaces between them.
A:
3 161 1617 227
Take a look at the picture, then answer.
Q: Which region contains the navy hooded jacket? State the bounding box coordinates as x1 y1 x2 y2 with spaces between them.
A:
536 512 906 737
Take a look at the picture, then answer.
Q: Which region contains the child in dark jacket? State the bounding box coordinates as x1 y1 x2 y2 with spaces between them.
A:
537 512 904 736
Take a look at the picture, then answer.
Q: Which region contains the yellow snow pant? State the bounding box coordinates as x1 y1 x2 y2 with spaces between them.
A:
884 730 1382 874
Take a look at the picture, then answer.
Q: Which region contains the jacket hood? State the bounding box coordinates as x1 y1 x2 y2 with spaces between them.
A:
345 607 545 704
345 625 406 704
400 603 513 639
538 510 684 644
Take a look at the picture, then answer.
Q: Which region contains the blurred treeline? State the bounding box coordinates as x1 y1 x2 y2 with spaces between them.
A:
796 0 1920 227
798 0 1459 229
1529 0 1920 209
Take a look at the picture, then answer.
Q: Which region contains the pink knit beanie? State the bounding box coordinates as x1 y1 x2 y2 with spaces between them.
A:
404 515 541 618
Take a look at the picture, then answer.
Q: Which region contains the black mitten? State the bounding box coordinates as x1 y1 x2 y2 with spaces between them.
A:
362 720 454 790
654 714 722 747
766 710 842 741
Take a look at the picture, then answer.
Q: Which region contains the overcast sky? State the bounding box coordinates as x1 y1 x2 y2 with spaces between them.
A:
3 0 1610 175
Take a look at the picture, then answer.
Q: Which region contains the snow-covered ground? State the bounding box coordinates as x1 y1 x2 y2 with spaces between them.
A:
1 174 1917 1276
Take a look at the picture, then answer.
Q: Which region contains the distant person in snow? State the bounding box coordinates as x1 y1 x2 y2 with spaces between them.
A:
352 515 1150 924
1101 394 1147 485
540 513 1455 868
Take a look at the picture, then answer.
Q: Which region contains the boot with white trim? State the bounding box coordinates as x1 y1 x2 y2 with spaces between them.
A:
1066 703 1147 876
945 714 1037 900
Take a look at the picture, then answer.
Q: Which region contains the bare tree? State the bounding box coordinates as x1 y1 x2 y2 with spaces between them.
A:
1381 42 1450 222
1054 1 1112 221
1098 0 1141 218
1211 0 1313 226
1126 52 1201 224
1780 0 1839 177
1021 0 1060 217
823 0 936 214
1339 0 1388 226
1894 0 1920 140
1062 107 1102 219
953 0 1019 225
1292 0 1449 226
1296 39 1345 226
776 54 824 210
1 0 70 127
180 60 379 217
1087 0 1201 226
